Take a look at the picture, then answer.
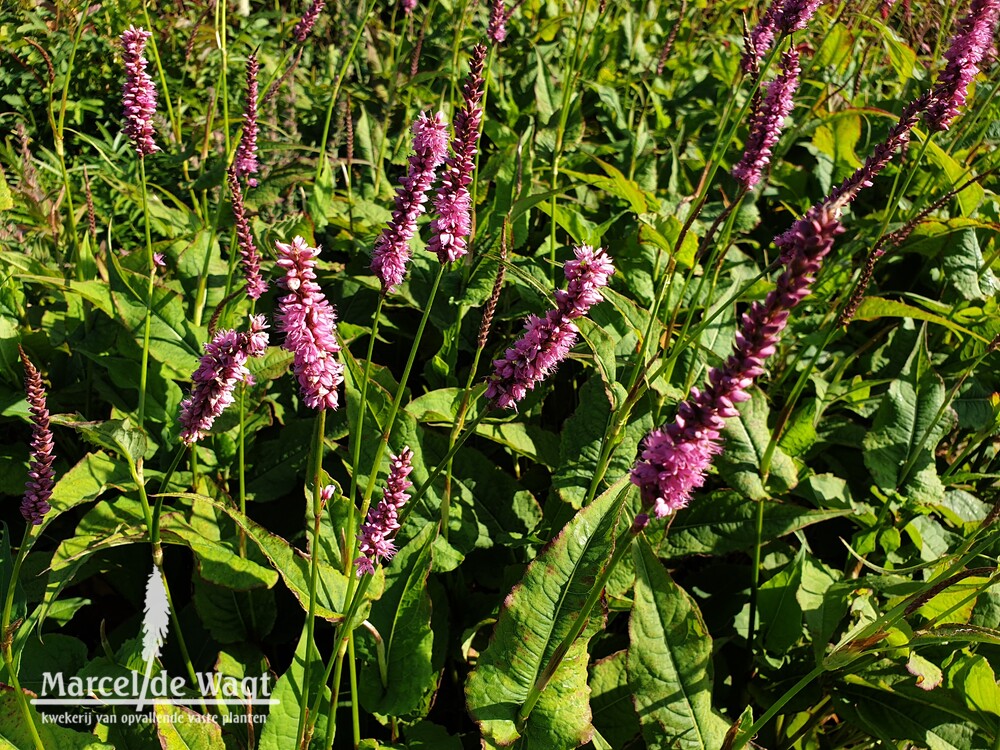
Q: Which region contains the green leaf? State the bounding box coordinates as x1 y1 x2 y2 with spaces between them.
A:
757 550 805 653
0 689 113 749
922 140 986 217
154 704 226 749
628 536 729 749
717 389 797 500
52 417 147 465
863 366 954 504
465 481 629 746
44 451 133 521
852 297 987 341
939 228 998 301
209 500 358 623
192 577 276 644
259 631 332 750
589 651 640 750
359 522 437 720
653 491 849 558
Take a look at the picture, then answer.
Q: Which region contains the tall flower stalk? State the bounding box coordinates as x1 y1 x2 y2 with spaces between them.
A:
732 48 801 189
427 44 487 264
227 169 268 299
121 25 160 433
486 245 615 410
370 112 450 293
924 0 1000 131
630 207 843 524
233 53 260 186
276 237 344 410
19 347 55 526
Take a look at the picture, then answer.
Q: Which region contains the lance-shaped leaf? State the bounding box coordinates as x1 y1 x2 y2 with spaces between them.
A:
628 537 730 749
465 482 628 746
359 522 437 721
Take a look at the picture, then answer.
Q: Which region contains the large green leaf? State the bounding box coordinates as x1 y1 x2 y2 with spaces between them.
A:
154 704 226 749
863 365 954 504
652 490 849 558
716 388 797 500
0 689 113 749
757 550 805 653
258 632 332 750
465 482 629 746
628 537 730 750
359 522 437 721
589 651 640 750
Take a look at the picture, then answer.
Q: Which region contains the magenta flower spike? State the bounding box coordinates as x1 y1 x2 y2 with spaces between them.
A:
370 112 450 293
630 207 843 525
355 448 415 576
488 0 509 44
401 0 419 14
179 316 269 444
120 26 159 157
233 54 261 187
733 48 801 189
925 0 1000 131
227 169 268 300
486 245 615 410
742 0 823 72
276 237 345 410
427 44 487 264
293 0 326 43
19 347 55 526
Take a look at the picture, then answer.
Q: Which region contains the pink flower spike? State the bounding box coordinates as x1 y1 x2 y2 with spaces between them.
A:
233 54 261 187
488 0 509 44
120 26 159 157
178 316 269 444
227 169 269 300
925 0 1000 131
428 45 487 264
355 448 415 576
19 347 54 526
370 112 450 293
733 48 801 189
276 237 344 410
630 207 843 518
486 245 615 410
293 0 325 43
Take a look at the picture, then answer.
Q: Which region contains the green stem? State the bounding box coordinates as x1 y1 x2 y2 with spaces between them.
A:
297 409 328 747
746 495 766 652
1 528 44 750
730 665 826 750
349 633 360 749
346 296 385 563
315 0 377 186
137 157 155 431
238 383 248 558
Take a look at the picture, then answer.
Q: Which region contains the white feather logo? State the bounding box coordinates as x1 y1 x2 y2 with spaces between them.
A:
136 565 170 710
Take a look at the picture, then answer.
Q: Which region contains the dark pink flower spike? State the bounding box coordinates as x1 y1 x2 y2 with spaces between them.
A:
227 169 268 300
276 237 344 410
428 44 487 264
486 245 615 410
233 54 261 187
630 207 843 523
120 26 159 157
293 0 325 43
742 0 823 72
488 0 509 44
370 112 450 293
733 48 801 189
179 316 269 444
355 448 415 576
19 347 55 526
925 0 1000 131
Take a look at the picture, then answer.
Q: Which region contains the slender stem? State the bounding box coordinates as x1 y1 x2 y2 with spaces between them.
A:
298 409 328 747
238 383 248 558
315 0 377 185
746 495 766 652
137 157 155 431
731 665 826 750
349 633 361 749
1 528 44 750
346 296 385 562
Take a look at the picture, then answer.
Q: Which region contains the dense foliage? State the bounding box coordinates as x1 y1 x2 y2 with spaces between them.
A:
2 0 1000 748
